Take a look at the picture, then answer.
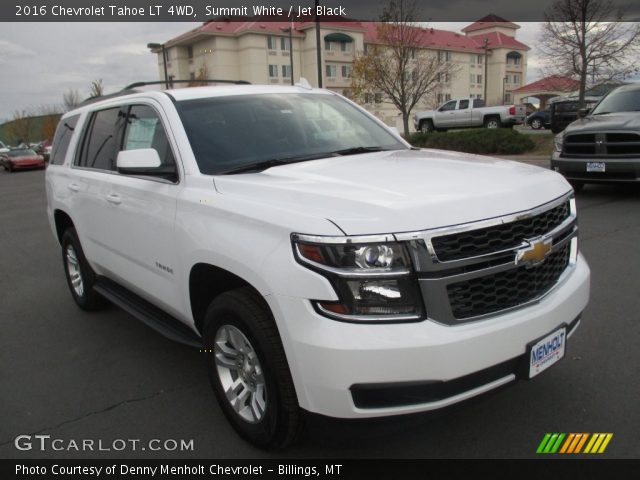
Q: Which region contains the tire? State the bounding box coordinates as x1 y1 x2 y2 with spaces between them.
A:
419 120 434 133
569 180 585 193
530 118 542 130
203 287 302 449
484 116 501 129
61 228 107 311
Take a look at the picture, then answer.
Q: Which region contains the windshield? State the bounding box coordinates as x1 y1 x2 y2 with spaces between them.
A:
7 149 37 157
176 93 406 175
591 88 640 115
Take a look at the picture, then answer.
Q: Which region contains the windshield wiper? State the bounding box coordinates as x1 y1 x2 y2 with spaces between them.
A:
218 153 335 175
331 146 387 156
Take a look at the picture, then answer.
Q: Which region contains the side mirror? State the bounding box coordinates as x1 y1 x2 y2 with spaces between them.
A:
116 149 177 181
577 107 591 118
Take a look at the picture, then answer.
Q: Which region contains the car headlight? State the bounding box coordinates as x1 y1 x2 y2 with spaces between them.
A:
554 132 565 152
292 234 424 322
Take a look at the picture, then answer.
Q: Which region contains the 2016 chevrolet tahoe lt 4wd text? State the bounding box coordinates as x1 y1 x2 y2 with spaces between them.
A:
46 83 590 448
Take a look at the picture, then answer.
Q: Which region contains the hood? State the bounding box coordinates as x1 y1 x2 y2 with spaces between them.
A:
214 149 571 235
566 112 640 133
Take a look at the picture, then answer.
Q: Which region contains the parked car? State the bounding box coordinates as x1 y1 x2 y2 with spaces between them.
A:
414 98 526 132
526 108 551 130
0 140 9 155
549 96 601 133
1 148 45 172
551 83 640 191
46 82 589 448
521 102 537 116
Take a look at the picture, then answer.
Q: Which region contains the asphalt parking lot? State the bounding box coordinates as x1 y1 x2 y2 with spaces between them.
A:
1 167 639 459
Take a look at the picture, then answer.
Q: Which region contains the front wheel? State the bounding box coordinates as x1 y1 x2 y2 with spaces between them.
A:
484 117 501 129
419 120 434 133
203 288 302 449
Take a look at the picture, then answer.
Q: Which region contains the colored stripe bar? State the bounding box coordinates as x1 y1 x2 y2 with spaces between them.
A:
590 433 606 453
560 433 575 454
537 433 552 454
584 433 598 453
550 433 566 453
598 434 613 453
574 433 589 453
543 433 560 453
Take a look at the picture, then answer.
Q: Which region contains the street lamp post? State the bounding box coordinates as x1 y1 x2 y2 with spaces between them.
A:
482 37 489 101
503 76 507 105
315 0 322 87
280 27 294 86
147 42 169 89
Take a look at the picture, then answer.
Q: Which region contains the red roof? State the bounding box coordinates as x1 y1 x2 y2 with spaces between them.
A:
361 23 484 52
512 75 580 94
166 19 526 53
469 31 529 50
462 15 519 33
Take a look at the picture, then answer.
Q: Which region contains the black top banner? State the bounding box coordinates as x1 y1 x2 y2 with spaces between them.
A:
4 0 640 22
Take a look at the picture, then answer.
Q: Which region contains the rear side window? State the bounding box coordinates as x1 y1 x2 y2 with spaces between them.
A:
77 107 123 170
50 115 80 165
458 100 469 110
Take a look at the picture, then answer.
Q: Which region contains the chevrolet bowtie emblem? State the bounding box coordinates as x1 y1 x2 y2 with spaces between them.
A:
516 238 553 268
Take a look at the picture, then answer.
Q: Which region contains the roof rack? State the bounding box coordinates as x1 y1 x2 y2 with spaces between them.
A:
124 79 251 89
78 79 252 107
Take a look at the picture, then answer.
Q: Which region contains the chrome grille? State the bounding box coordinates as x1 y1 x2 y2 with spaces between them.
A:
398 193 578 324
431 202 570 262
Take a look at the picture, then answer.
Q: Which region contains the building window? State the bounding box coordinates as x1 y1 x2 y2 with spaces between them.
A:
268 65 278 77
324 40 336 51
437 93 443 104
438 51 452 62
477 54 483 64
512 74 520 85
470 73 475 84
189 72 195 80
267 36 277 50
341 65 352 78
325 64 337 78
281 37 290 51
282 65 291 78
374 93 383 103
505 93 513 103
438 73 450 83
364 93 374 104
445 93 451 101
506 51 522 65
340 41 352 53
476 74 483 84
187 46 193 60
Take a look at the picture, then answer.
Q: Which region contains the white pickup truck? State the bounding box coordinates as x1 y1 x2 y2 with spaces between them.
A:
414 98 526 132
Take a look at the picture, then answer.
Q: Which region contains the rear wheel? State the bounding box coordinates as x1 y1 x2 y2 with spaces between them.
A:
530 118 542 129
61 228 107 311
484 116 501 129
203 287 302 449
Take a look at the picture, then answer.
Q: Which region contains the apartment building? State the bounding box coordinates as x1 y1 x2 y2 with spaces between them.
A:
152 15 529 128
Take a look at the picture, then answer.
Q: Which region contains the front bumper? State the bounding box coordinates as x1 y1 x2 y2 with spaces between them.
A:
267 253 590 418
551 152 640 182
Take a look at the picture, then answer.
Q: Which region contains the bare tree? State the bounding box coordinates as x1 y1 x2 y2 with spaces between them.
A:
37 105 63 141
88 79 104 98
350 0 459 136
62 89 82 111
538 0 640 107
7 110 34 145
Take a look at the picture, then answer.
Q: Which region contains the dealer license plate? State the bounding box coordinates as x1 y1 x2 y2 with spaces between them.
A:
528 326 567 379
587 162 605 172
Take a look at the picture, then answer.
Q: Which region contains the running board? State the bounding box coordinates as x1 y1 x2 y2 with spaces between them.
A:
94 277 202 349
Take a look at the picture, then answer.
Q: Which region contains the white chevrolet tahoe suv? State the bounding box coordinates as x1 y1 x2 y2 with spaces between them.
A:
46 83 590 448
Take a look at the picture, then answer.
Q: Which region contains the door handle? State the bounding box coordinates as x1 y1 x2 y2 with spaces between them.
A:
67 183 80 192
106 194 121 205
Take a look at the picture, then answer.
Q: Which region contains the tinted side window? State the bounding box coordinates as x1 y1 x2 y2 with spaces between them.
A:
458 100 469 110
473 99 485 108
50 115 80 165
122 105 176 169
440 101 456 111
78 107 122 170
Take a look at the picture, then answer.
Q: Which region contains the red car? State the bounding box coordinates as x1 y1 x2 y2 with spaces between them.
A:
0 149 45 172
